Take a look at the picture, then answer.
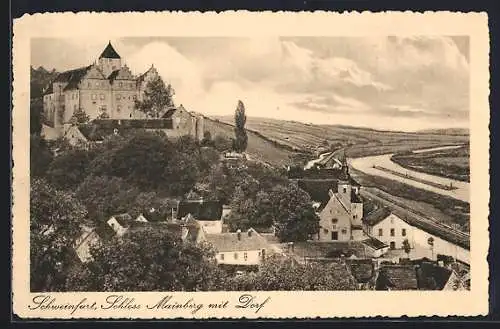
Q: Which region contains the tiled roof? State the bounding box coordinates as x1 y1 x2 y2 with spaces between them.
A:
111 213 133 227
416 262 454 290
126 221 202 244
376 265 419 290
107 69 120 82
292 241 368 259
161 108 177 119
99 42 121 59
297 179 338 210
177 199 223 221
363 207 392 226
346 259 374 283
205 228 270 252
62 66 93 91
362 237 388 250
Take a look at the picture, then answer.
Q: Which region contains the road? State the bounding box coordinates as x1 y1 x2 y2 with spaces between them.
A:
360 187 469 250
349 153 469 203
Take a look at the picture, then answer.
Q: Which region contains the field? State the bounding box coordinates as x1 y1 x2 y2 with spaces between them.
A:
391 145 470 182
213 116 469 158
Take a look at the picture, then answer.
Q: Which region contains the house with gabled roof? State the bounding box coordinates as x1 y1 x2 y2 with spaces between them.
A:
205 228 273 267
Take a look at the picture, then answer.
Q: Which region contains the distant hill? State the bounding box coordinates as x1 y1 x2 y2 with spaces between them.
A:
212 115 470 158
417 128 470 136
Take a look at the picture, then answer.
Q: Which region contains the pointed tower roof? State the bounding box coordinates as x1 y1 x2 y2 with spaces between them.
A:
99 41 121 59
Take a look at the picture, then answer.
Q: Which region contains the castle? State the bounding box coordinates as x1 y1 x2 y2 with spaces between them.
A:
42 41 204 141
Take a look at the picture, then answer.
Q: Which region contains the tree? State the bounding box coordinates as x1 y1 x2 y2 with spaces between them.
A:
30 134 53 178
228 255 357 291
30 98 43 135
402 239 411 258
67 227 225 291
30 178 88 291
46 147 98 190
233 100 248 153
213 134 233 152
75 175 140 223
135 74 175 118
268 184 320 242
70 108 90 125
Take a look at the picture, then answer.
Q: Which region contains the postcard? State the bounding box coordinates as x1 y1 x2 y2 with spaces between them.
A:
12 11 490 318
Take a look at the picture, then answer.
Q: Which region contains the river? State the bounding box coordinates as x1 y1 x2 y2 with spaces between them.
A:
349 153 469 203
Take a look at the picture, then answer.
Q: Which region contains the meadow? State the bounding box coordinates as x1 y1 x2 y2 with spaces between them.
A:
391 145 470 182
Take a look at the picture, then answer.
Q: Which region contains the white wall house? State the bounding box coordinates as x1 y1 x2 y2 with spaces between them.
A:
205 228 271 266
364 211 415 250
363 207 470 264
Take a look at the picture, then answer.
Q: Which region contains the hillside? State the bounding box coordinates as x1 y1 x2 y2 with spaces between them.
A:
203 117 296 166
212 116 470 158
417 128 470 136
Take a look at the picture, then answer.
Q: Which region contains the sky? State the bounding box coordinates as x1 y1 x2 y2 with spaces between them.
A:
31 36 470 131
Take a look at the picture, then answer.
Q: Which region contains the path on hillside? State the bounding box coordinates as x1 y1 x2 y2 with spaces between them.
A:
349 153 469 203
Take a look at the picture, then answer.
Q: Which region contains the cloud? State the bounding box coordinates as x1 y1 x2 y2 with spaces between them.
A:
31 36 470 131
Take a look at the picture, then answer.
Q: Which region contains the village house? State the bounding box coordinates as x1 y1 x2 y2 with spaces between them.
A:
362 205 470 264
43 41 204 141
177 199 224 234
205 228 272 267
363 207 414 251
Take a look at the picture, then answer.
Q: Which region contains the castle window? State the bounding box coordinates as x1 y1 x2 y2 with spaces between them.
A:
233 253 238 260
73 104 77 111
91 94 97 100
244 252 248 261
402 229 407 237
390 228 395 237
117 105 121 112
378 229 383 236
332 218 338 224
100 94 105 100
88 82 91 88
220 253 224 261
343 187 347 193
341 229 347 234
323 229 328 234
119 82 122 88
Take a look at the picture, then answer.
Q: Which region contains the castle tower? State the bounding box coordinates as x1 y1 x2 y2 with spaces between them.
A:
98 41 122 78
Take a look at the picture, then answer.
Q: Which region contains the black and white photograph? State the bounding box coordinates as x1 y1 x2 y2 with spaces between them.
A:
12 11 490 318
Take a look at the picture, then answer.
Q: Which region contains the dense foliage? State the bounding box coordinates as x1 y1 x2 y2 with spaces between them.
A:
30 178 88 291
227 255 357 291
67 227 224 291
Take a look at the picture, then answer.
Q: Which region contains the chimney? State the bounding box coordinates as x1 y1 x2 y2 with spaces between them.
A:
237 229 241 241
248 229 252 237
